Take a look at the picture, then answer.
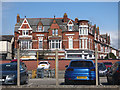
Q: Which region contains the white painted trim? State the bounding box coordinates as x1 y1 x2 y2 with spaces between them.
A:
74 39 79 41
62 40 67 41
67 20 74 26
36 34 44 36
79 25 88 27
65 34 75 36
19 35 32 38
32 40 38 41
44 40 47 42
68 37 73 49
80 37 88 39
18 18 32 30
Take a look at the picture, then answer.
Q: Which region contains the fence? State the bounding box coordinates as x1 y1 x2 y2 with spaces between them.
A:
1 59 120 70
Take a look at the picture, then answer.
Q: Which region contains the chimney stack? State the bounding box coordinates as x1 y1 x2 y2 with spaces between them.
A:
17 14 20 23
75 17 78 23
63 13 68 22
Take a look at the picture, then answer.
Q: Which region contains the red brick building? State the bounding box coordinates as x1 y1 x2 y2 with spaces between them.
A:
14 13 119 60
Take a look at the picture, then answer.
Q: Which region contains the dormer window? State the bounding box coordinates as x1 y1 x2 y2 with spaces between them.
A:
67 20 74 31
22 30 28 36
38 26 42 32
52 29 58 36
69 26 72 30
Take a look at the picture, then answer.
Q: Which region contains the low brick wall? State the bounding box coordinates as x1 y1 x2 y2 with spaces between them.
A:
1 59 120 71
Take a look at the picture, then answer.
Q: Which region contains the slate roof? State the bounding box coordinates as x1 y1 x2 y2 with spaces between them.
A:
14 18 79 32
0 35 14 42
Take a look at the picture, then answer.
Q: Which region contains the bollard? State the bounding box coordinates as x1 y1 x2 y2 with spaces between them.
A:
32 70 37 79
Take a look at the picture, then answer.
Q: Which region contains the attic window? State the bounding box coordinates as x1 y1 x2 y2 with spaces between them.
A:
38 26 42 32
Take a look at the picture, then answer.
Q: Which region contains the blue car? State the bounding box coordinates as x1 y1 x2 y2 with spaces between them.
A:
0 63 29 85
65 60 96 85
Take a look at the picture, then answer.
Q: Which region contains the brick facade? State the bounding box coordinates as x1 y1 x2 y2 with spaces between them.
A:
14 13 119 60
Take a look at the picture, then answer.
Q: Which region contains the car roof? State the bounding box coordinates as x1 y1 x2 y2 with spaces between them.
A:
71 59 93 62
11 59 22 62
39 61 48 62
103 62 112 63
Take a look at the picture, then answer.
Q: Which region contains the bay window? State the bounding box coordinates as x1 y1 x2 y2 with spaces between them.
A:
49 40 61 49
20 41 31 49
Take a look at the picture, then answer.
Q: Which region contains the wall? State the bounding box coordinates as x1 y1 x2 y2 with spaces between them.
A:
0 41 7 52
1 59 120 71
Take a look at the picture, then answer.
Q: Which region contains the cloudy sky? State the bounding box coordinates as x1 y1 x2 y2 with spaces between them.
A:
1 2 119 49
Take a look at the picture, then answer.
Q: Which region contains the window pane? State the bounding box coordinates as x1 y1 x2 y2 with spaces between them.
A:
52 30 54 35
26 31 28 35
56 29 58 35
38 26 42 31
56 43 58 48
52 43 54 48
39 41 43 49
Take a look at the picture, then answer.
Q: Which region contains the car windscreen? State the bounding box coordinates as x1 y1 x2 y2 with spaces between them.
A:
39 62 47 64
70 61 93 67
0 64 17 71
104 62 112 65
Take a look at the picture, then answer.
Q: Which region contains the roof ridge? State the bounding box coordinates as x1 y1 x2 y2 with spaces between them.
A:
20 18 63 20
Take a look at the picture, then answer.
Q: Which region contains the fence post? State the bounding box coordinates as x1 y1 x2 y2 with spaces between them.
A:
95 43 98 86
17 48 20 86
55 49 59 86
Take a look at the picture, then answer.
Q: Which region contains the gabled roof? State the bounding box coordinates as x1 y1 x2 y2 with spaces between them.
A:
14 17 78 32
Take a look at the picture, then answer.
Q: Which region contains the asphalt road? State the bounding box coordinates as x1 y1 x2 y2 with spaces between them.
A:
26 77 108 86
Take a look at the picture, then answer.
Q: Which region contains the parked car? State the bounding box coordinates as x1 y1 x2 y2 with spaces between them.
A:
38 61 50 70
98 63 107 76
103 62 112 69
64 60 97 85
11 59 27 70
0 63 28 85
106 61 120 85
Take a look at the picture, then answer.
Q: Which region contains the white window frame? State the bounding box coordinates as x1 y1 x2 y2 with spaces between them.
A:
79 26 88 35
21 40 31 49
85 39 87 49
82 39 84 49
39 37 43 49
79 39 81 49
69 37 73 49
89 38 90 49
67 20 74 31
49 40 61 49
52 30 54 35
22 30 28 36
38 26 42 32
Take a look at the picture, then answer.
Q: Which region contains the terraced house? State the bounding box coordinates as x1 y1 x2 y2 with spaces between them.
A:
14 13 119 60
